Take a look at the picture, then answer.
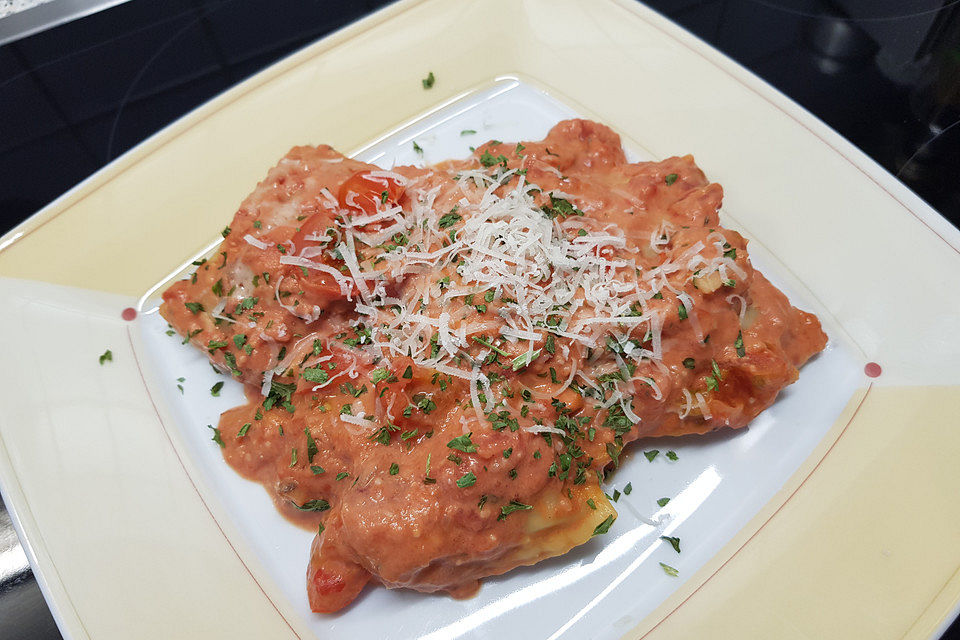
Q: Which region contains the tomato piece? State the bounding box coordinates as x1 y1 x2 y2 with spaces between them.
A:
311 568 347 595
298 273 351 301
338 171 405 221
288 209 358 303
291 210 334 252
283 171 404 307
306 533 370 613
308 562 370 613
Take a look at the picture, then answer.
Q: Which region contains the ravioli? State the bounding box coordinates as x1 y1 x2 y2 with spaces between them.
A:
161 119 826 611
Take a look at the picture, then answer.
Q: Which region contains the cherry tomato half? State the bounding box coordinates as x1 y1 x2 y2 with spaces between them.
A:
338 171 405 220
289 210 355 302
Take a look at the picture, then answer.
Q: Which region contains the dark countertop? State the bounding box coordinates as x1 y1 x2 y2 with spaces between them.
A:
1 1 958 638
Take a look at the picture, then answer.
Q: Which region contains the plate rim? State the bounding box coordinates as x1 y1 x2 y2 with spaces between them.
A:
0 0 959 638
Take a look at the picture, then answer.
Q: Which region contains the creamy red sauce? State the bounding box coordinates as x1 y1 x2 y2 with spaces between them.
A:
161 119 826 612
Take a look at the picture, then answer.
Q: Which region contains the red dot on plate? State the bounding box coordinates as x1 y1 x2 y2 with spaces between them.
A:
121 307 138 321
864 362 882 378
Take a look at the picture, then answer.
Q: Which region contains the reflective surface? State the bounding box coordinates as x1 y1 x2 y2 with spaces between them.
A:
0 1 958 638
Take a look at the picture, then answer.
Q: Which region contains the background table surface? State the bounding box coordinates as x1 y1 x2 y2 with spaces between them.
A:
1 1 958 638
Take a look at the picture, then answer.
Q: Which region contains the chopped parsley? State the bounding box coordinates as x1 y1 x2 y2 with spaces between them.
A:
657 497 671 507
665 450 678 461
479 150 508 167
682 357 696 369
223 352 241 377
304 427 318 462
421 71 435 89
511 349 541 371
289 499 330 512
447 433 477 453
735 330 745 357
207 424 225 448
592 515 616 536
705 361 723 391
541 195 583 219
664 173 678 186
370 367 392 384
644 450 659 462
438 212 462 228
473 336 509 357
606 443 622 468
498 500 532 520
659 562 679 577
207 340 228 353
456 472 477 488
424 453 435 484
210 381 224 397
98 349 113 365
660 535 681 553
263 380 296 412
184 302 204 314
301 366 329 384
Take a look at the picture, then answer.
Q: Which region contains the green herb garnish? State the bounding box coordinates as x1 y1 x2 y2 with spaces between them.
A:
207 424 225 448
592 515 616 536
660 535 681 553
447 433 477 453
498 500 532 520
289 499 330 512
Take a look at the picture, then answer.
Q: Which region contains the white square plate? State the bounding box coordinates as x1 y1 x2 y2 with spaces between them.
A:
135 79 862 639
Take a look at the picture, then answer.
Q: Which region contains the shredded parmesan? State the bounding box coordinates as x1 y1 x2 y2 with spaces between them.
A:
269 154 741 428
243 234 270 250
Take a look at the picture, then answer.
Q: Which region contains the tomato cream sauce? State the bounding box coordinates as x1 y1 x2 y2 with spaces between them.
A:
161 119 826 612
